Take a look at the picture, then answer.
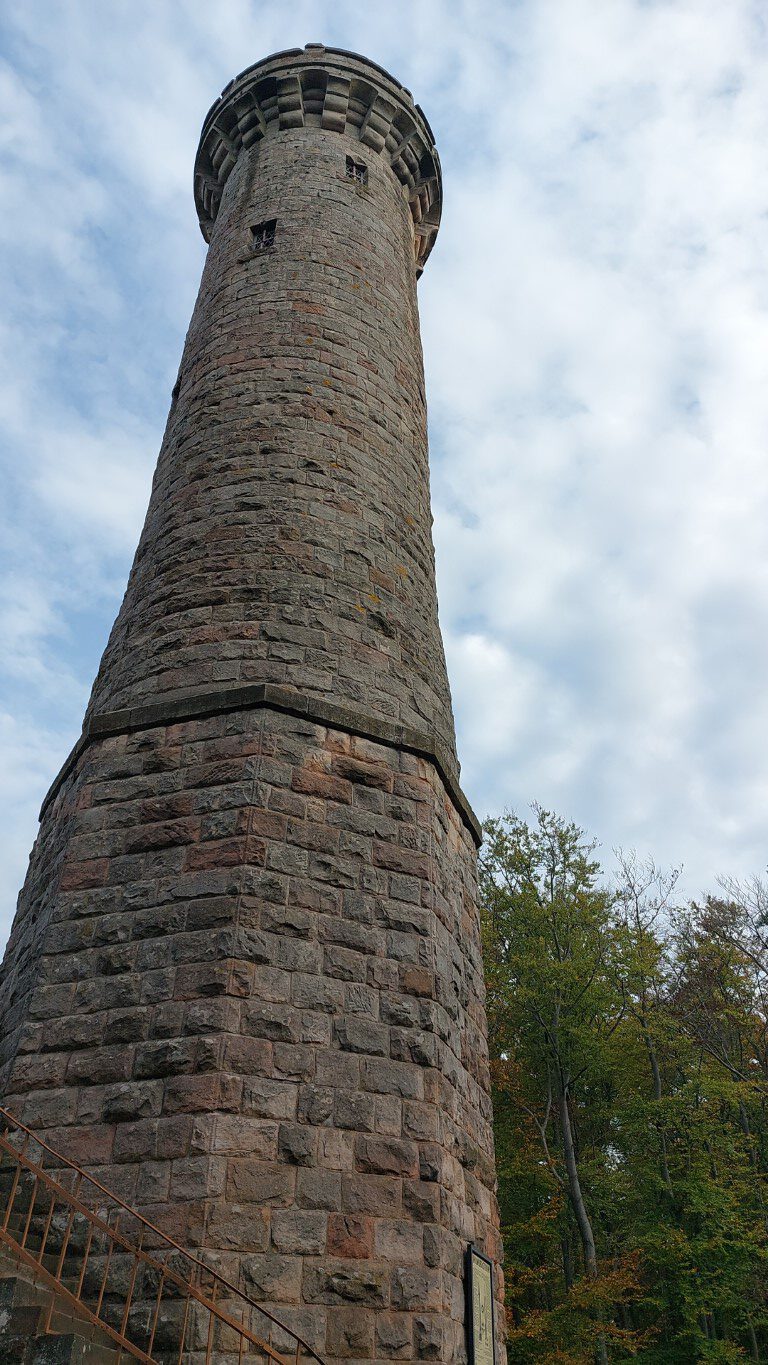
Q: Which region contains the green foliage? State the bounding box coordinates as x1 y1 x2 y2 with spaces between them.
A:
480 809 768 1363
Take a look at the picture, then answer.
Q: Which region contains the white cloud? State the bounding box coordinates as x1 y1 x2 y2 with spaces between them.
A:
0 713 78 945
2 0 768 950
423 0 768 894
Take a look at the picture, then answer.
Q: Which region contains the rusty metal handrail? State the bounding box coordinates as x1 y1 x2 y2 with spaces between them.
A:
0 1106 325 1365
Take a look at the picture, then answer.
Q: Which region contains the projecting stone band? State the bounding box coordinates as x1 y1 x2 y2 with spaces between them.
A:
40 682 483 845
195 43 442 269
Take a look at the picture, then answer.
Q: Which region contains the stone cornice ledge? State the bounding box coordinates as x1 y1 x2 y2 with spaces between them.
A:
194 43 442 271
40 683 482 846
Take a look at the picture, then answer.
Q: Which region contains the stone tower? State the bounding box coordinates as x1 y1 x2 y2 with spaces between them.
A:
0 45 503 1364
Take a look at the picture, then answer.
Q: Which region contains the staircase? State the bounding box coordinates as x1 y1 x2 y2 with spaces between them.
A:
0 1248 121 1362
0 1108 324 1364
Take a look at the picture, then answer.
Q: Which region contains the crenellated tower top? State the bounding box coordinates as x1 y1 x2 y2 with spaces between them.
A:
194 42 442 271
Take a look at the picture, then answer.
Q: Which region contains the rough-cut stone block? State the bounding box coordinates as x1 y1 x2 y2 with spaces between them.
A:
326 1212 374 1260
271 1210 327 1255
354 1135 419 1178
241 1254 303 1304
326 1305 376 1358
303 1260 389 1307
278 1123 317 1166
226 1159 296 1206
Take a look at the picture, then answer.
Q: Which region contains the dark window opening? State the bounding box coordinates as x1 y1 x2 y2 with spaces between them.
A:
345 156 368 186
251 218 276 250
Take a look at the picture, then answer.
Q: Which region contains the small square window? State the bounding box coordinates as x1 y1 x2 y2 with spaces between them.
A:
345 156 368 186
251 219 276 250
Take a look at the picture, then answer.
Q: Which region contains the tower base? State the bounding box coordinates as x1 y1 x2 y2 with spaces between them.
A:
1 696 502 1363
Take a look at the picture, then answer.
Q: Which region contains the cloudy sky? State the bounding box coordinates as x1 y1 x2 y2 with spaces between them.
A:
1 0 768 950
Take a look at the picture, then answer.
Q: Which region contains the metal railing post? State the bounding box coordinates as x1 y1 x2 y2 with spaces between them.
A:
205 1276 218 1364
146 1268 165 1358
0 1107 327 1365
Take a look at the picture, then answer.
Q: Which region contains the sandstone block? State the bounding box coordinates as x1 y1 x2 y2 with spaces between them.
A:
296 1167 342 1212
414 1314 446 1360
325 1305 376 1358
241 1254 303 1304
391 1266 442 1312
303 1259 388 1307
355 1134 419 1178
375 1219 424 1265
335 1017 389 1056
226 1159 296 1206
326 1212 374 1259
376 1312 413 1360
342 1173 402 1217
271 1209 327 1255
278 1123 317 1166
360 1056 423 1099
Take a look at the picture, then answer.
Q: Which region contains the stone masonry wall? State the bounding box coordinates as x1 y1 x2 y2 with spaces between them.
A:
2 706 501 1362
0 46 504 1365
86 121 458 769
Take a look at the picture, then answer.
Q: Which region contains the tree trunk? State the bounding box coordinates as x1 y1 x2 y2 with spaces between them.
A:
643 1025 673 1194
560 1089 598 1275
559 1088 608 1364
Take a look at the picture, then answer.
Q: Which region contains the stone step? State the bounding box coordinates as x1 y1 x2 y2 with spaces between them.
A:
0 1302 45 1337
0 1331 41 1365
0 1270 52 1313
2 1219 114 1293
0 1251 120 1365
1 1330 121 1365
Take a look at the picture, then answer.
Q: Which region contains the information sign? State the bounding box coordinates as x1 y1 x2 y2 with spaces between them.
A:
466 1245 496 1365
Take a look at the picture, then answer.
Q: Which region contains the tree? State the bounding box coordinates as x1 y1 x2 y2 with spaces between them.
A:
480 807 635 1362
480 809 768 1362
612 852 681 1196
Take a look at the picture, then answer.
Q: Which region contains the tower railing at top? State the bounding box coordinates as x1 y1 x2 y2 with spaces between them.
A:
0 1107 325 1365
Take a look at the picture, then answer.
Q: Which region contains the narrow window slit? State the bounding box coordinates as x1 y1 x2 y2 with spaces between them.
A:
345 156 368 186
251 218 276 250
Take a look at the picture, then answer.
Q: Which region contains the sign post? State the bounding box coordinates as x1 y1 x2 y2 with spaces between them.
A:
466 1245 496 1365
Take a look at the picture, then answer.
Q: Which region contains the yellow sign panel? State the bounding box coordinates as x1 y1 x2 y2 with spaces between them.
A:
468 1247 496 1365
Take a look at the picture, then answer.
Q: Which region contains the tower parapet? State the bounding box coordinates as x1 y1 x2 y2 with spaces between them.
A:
195 45 442 271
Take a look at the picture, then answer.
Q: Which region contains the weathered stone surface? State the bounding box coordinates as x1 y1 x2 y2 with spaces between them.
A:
326 1212 374 1260
326 1305 376 1359
0 41 504 1365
